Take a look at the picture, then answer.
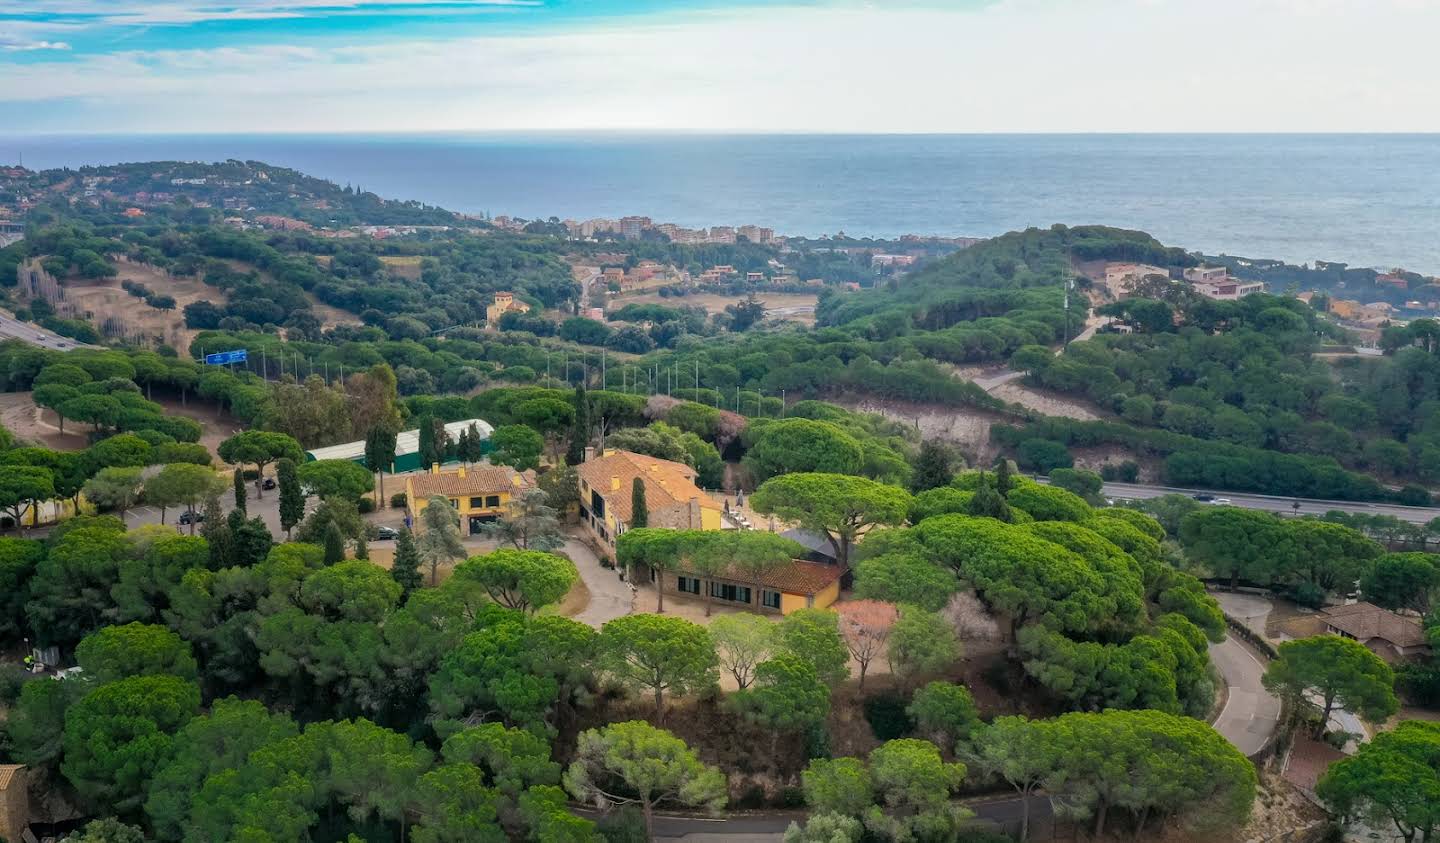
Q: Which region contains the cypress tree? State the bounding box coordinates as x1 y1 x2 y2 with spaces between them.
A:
995 457 1014 496
464 423 484 463
323 521 346 565
232 470 248 515
969 472 1013 523
203 497 232 568
354 530 368 561
391 528 423 597
277 458 304 539
417 415 437 468
567 384 590 465
910 440 953 492
364 425 397 503
631 477 648 528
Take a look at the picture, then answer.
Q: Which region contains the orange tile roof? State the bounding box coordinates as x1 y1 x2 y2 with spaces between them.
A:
0 764 21 790
677 558 842 596
576 450 720 524
410 465 534 499
1323 602 1428 649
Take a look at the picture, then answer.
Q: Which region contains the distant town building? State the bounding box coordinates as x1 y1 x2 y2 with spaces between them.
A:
1183 265 1229 284
708 226 736 244
620 216 652 239
1191 278 1265 300
738 225 774 244
486 291 531 325
1376 272 1410 289
871 254 917 268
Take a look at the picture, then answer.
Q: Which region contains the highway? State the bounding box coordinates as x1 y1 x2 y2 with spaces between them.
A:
1097 480 1440 524
0 309 96 350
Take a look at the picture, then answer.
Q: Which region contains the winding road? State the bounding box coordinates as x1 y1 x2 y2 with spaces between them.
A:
1208 634 1283 757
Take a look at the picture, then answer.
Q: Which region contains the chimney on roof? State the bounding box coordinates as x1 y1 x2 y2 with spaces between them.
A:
430 463 439 475
511 473 521 487
457 466 466 479
611 475 620 492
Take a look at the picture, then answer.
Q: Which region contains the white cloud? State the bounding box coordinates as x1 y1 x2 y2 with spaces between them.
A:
0 38 72 51
8 0 541 25
3 0 1439 132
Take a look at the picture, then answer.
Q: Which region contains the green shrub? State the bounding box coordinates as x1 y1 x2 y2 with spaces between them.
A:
863 691 914 741
390 492 407 509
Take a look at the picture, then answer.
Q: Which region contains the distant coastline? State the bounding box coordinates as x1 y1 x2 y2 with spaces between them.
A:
4 132 1440 274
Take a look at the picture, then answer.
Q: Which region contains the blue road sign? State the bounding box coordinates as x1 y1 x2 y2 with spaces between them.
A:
204 349 248 365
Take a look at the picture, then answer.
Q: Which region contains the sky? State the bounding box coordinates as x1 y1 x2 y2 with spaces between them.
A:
4 0 1440 134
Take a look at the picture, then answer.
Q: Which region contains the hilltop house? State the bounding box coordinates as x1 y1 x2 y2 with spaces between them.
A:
576 450 722 552
485 291 531 326
405 463 535 535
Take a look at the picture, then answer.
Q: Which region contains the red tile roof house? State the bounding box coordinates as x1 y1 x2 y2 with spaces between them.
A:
1320 602 1431 663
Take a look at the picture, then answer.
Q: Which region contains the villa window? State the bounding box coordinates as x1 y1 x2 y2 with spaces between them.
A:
761 590 781 610
469 497 484 508
709 582 752 604
677 576 701 595
485 495 500 508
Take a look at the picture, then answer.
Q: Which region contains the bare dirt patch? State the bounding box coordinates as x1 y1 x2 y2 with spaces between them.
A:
0 392 88 450
989 381 1102 420
56 258 213 349
827 395 1007 466
612 291 818 325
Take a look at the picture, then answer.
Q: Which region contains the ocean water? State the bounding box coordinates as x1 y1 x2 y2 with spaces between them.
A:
6 133 1440 273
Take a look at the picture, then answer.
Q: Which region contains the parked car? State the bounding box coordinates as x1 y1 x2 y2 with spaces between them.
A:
262 477 277 490
374 526 401 540
1209 497 1233 506
1191 493 1215 502
178 510 205 525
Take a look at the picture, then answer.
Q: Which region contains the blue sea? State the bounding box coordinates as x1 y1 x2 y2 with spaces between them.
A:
7 133 1440 273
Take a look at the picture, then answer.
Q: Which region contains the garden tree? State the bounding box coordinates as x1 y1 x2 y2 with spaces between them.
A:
441 722 560 803
255 561 403 719
296 458 375 501
835 599 898 689
539 463 580 515
143 697 300 842
481 488 565 552
217 430 303 497
260 376 350 448
1178 506 1287 590
1154 573 1227 642
323 520 346 564
743 418 864 481
276 457 304 537
1264 635 1399 735
887 605 961 689
909 439 956 492
451 549 578 614
731 654 831 754
587 390 647 453
708 612 774 690
1361 553 1440 614
1048 467 1104 502
110 532 208 626
994 457 1014 495
598 614 718 720
801 757 874 817
865 739 971 842
61 674 201 814
968 473 1012 522
1283 518 1382 603
567 385 590 466
515 397 575 457
61 819 146 842
363 424 399 503
32 381 80 434
7 677 79 774
563 721 726 841
145 462 224 531
417 495 466 585
908 487 975 523
751 472 911 570
854 551 964 612
345 364 404 441
910 515 1113 641
74 622 198 684
82 466 143 523
1023 520 1147 636
782 812 863 843
490 424 545 471
1006 483 1093 522
0 537 45 645
908 682 981 748
1317 720 1440 843
970 716 1061 841
390 528 423 597
1050 709 1256 839
60 393 124 434
777 608 850 687
86 433 153 472
631 477 648 528
0 464 54 534
26 523 131 648
407 764 506 843
232 468 247 514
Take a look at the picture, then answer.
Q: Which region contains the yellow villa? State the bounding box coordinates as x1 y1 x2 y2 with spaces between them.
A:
405 463 536 536
576 450 722 551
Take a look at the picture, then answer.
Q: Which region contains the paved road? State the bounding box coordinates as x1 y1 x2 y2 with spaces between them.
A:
1100 480 1440 524
1208 633 1283 757
0 309 97 350
564 537 635 628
